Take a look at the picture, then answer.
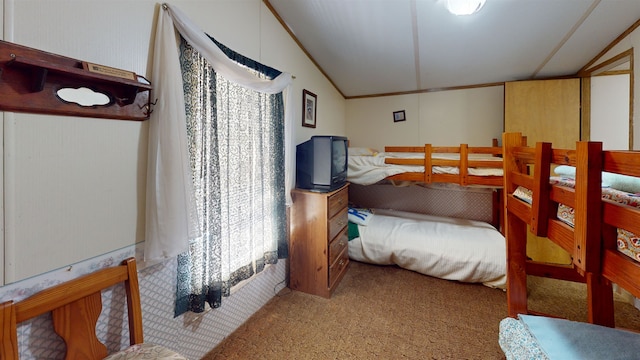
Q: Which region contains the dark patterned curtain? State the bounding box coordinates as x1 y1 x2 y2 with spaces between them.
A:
175 36 286 316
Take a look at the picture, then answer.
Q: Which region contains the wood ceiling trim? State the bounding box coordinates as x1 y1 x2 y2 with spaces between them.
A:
345 81 506 100
580 18 640 74
579 48 633 76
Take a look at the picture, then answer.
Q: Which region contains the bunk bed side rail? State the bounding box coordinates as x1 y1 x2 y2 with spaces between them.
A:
602 150 640 177
600 149 640 300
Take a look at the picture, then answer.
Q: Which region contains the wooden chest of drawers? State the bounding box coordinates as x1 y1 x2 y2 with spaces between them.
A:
289 184 349 298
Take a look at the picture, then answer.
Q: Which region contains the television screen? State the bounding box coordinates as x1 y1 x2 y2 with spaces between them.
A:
332 138 347 174
296 135 348 192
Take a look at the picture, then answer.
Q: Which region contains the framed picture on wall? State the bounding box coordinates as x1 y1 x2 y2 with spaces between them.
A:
302 89 317 128
393 110 406 122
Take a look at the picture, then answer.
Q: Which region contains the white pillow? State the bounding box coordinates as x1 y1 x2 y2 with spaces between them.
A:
554 165 576 178
348 147 378 156
348 207 374 226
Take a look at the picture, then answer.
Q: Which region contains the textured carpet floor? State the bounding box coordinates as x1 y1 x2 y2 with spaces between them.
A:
202 261 640 360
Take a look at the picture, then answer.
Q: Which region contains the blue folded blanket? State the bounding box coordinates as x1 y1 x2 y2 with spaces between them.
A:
518 314 640 360
347 207 374 226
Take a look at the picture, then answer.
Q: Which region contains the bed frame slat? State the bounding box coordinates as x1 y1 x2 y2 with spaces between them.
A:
546 219 576 255
602 250 640 297
603 201 640 235
506 195 531 224
549 185 575 209
384 146 424 152
603 151 640 177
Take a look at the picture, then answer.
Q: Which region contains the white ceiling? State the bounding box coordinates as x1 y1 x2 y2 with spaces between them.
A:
266 0 640 98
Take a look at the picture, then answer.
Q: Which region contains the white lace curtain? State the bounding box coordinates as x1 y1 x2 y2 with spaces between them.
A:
145 3 294 262
175 36 286 314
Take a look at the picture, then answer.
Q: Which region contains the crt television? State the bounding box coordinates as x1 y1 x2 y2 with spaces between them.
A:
296 135 348 192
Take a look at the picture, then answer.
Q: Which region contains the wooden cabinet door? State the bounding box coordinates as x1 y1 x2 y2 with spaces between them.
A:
504 78 581 264
505 78 581 148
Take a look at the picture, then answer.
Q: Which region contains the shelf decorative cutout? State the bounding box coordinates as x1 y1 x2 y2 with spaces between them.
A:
0 40 152 121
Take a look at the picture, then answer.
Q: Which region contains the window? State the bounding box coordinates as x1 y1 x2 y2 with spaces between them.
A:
175 37 287 315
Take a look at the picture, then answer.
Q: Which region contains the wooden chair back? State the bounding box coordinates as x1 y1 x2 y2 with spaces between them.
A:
0 257 143 359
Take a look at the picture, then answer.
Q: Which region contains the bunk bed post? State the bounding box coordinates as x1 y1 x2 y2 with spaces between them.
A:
502 132 529 317
493 189 504 233
424 144 432 183
575 141 615 327
505 202 528 317
529 142 552 236
587 272 615 326
460 144 469 186
573 141 603 274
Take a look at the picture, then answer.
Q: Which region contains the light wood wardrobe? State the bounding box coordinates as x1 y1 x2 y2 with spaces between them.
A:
504 78 581 264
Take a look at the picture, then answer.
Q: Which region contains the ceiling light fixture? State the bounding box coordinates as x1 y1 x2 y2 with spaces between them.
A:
446 0 486 16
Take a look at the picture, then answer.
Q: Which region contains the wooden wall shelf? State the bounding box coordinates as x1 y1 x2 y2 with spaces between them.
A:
0 40 152 121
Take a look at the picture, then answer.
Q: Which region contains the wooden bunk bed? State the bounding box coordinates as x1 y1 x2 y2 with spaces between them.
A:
499 131 640 359
345 139 515 288
383 141 504 187
347 138 516 229
347 139 506 187
501 131 611 323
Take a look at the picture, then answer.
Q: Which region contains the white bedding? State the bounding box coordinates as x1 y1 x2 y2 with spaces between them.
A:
348 208 506 288
347 151 503 185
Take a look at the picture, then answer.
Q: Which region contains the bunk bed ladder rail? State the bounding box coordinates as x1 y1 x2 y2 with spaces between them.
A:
503 133 547 317
503 132 613 326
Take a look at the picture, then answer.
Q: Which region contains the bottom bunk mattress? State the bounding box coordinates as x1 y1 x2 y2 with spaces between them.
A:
347 208 506 288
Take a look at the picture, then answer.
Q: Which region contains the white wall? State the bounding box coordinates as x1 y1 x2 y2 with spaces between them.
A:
588 26 640 150
345 85 504 149
1 0 345 284
591 74 631 149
